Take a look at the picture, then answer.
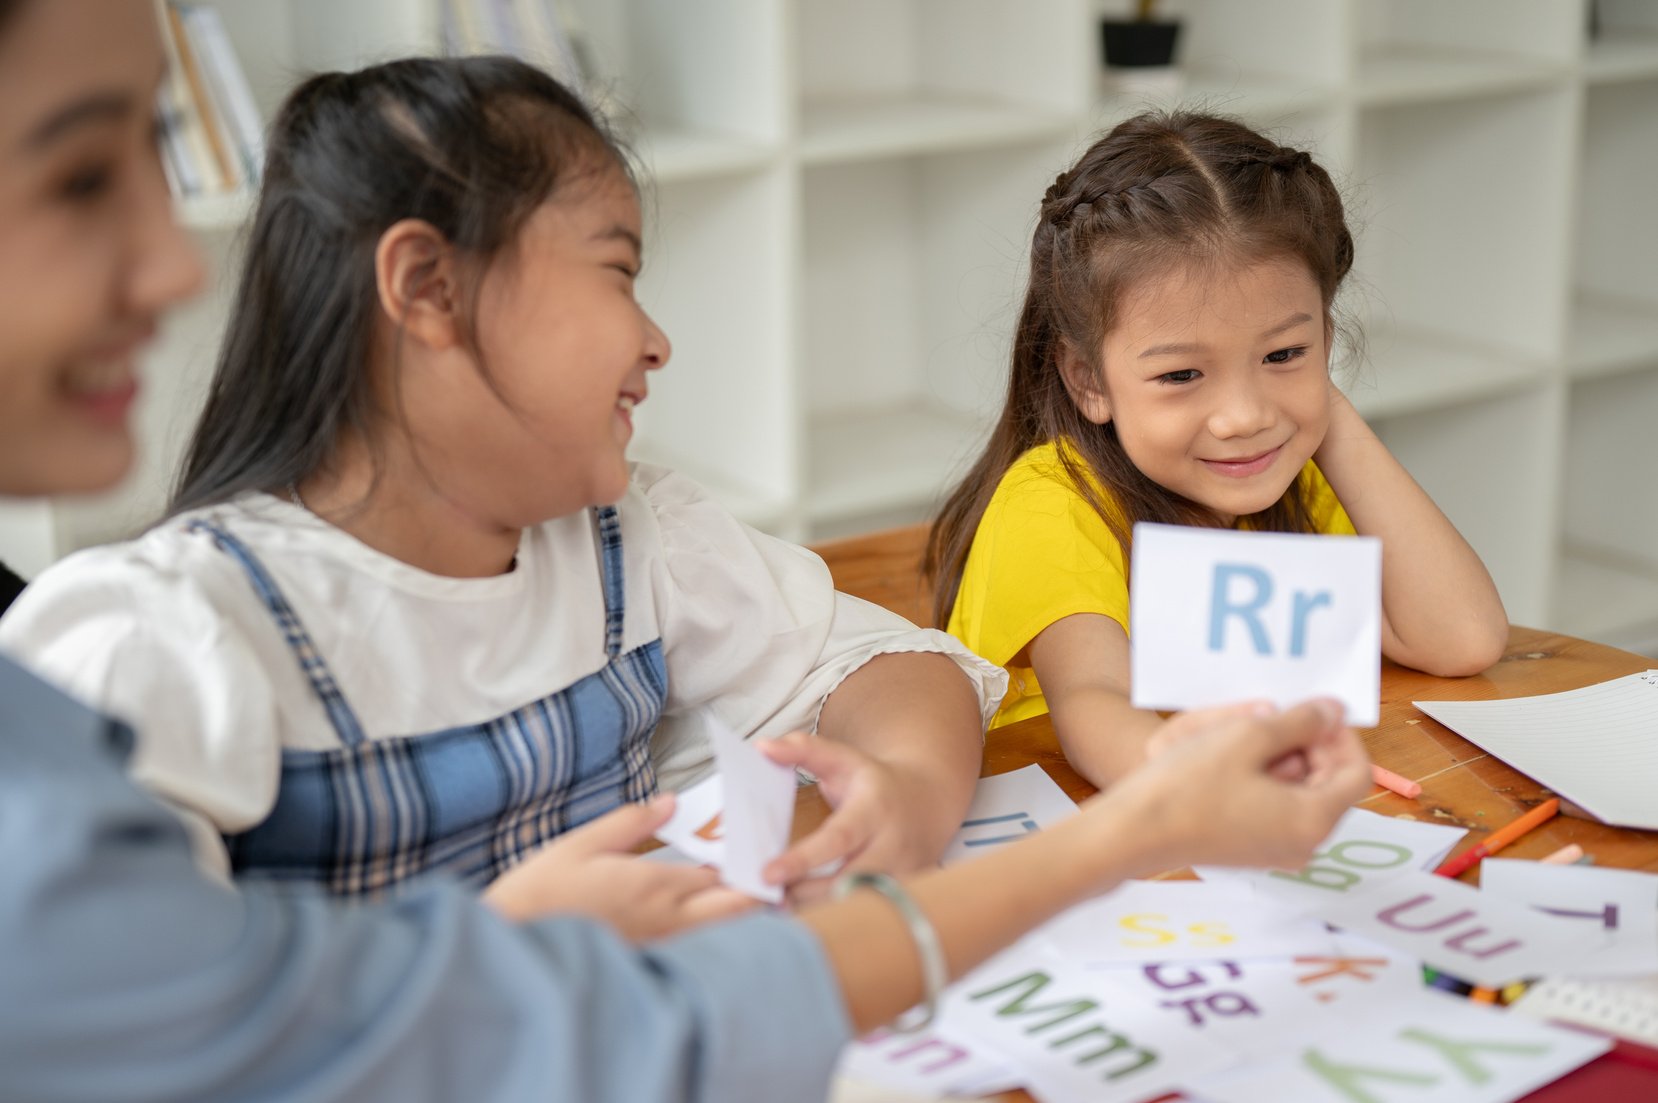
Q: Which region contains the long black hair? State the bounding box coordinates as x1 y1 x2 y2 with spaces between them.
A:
169 56 631 516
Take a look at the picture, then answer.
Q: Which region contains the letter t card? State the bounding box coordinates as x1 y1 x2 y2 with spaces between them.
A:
1130 523 1381 725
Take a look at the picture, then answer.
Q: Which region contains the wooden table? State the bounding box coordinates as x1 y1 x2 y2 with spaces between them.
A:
798 625 1658 874
799 625 1658 1102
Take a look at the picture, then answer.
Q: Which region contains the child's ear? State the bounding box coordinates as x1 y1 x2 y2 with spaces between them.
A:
374 219 462 350
1057 341 1113 425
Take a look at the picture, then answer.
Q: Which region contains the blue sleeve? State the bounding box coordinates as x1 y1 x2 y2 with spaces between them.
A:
0 656 851 1103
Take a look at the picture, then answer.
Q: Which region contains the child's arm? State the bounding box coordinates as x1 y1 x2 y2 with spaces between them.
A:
1314 390 1508 677
759 651 984 899
1027 612 1164 788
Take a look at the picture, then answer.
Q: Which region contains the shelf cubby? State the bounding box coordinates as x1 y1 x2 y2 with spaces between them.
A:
5 0 1652 654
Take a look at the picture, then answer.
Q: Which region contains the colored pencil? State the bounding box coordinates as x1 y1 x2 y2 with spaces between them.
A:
1434 798 1561 879
1539 843 1584 865
1370 763 1422 799
1469 986 1497 1003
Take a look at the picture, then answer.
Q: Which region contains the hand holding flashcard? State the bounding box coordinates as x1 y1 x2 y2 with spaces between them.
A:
654 719 796 903
1131 522 1382 725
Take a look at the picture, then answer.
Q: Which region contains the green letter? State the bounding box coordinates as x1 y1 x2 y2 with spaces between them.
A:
1304 1049 1437 1103
970 971 1099 1033
1400 1027 1549 1085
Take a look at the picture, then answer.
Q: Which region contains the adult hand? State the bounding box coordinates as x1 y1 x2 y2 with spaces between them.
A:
756 733 941 903
1101 698 1370 878
1145 700 1313 781
482 795 755 940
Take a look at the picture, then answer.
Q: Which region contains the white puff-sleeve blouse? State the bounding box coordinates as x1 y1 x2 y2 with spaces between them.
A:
0 463 1005 873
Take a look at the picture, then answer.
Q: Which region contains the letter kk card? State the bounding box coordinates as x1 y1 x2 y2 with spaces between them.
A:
1130 523 1382 726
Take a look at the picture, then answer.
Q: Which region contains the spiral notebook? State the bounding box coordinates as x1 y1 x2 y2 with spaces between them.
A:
1511 976 1658 1048
1414 670 1658 831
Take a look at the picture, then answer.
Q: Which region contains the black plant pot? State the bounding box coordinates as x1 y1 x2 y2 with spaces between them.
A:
1100 19 1182 68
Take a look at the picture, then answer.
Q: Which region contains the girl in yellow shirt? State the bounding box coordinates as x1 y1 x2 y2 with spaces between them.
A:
929 110 1508 790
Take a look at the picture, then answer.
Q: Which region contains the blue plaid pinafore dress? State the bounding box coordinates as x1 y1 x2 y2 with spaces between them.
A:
187 506 665 897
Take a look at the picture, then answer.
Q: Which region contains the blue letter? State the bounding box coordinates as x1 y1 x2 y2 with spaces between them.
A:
1209 564 1273 654
1289 590 1333 657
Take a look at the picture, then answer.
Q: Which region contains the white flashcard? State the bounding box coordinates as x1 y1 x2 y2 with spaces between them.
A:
1082 956 1367 1057
934 938 1241 1103
1197 807 1469 889
652 723 795 903
832 1027 1021 1100
1302 868 1600 989
653 771 727 866
941 764 1079 866
1207 808 1597 986
708 723 795 903
1189 986 1610 1103
1288 929 1427 1010
1130 522 1382 726
1478 858 1658 976
1041 879 1338 966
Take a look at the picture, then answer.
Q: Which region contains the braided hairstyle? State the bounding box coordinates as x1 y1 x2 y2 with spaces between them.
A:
927 110 1355 628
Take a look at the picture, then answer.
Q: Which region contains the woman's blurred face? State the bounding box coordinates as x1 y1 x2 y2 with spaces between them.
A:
0 0 202 498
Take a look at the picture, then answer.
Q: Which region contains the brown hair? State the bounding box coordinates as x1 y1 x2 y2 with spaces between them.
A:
926 109 1356 628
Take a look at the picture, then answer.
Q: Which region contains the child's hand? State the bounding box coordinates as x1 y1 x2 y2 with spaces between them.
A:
482 794 756 940
1101 698 1371 875
756 734 942 903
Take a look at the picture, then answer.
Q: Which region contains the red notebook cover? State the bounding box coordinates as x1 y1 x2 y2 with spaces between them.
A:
1521 1038 1658 1101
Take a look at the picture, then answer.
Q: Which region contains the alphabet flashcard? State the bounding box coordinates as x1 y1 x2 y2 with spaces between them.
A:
1130 522 1382 725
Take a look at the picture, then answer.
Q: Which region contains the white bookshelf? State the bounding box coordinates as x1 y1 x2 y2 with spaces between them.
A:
4 0 1655 651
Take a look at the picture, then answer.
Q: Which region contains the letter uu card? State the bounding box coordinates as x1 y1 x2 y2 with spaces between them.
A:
1130 523 1381 725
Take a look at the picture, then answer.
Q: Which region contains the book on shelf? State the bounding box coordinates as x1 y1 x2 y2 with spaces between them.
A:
153 1 262 203
441 0 594 96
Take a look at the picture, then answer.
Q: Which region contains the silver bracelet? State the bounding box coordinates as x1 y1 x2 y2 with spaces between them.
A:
833 871 947 1033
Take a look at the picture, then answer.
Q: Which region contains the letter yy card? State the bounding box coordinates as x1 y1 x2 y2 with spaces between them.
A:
1130 523 1382 726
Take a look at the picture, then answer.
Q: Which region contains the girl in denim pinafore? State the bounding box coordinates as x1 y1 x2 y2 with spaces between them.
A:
0 57 996 926
191 506 663 896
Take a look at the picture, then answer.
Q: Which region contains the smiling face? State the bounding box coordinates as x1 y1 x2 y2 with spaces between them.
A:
1064 256 1332 525
400 166 670 526
0 0 203 497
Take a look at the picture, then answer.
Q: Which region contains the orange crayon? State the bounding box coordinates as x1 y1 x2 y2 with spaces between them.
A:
1435 798 1561 880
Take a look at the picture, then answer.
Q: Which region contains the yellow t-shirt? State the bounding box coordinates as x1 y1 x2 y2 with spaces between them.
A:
945 440 1355 728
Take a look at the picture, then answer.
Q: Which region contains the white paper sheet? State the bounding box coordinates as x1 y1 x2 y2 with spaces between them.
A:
652 770 727 866
935 938 1241 1103
708 723 795 902
1041 879 1338 966
1478 858 1658 976
652 724 795 902
832 1026 1021 1099
1290 929 1427 1009
1130 523 1382 725
1210 809 1597 987
1414 670 1658 830
941 764 1079 867
1196 806 1470 889
1189 986 1610 1103
1276 867 1600 988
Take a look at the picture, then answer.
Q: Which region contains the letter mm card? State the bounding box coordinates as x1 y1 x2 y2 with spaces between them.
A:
1129 523 1382 726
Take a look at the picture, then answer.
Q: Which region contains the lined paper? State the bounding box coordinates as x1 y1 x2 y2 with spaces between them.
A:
1414 671 1658 831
